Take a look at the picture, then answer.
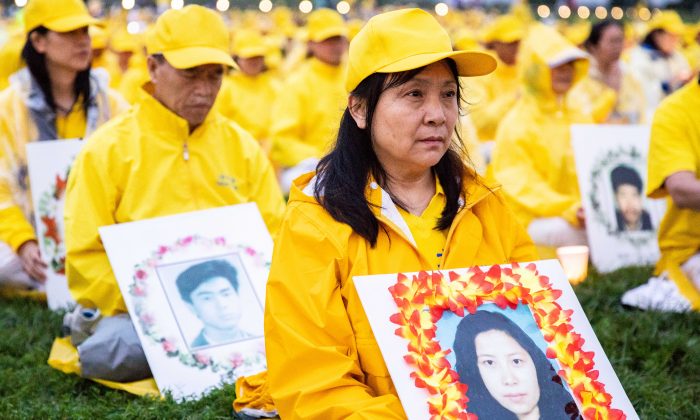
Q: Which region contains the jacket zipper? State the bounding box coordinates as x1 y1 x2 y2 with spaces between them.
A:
183 140 190 161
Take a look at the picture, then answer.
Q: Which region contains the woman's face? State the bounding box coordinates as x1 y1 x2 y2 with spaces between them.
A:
653 30 680 56
550 61 575 95
590 25 624 64
32 27 92 73
475 329 541 418
367 61 458 178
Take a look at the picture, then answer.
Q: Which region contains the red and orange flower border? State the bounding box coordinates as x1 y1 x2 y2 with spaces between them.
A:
388 263 625 420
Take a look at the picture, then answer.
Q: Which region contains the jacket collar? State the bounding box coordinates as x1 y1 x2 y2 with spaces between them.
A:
295 170 498 245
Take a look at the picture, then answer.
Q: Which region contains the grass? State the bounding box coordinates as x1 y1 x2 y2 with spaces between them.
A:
1 266 699 419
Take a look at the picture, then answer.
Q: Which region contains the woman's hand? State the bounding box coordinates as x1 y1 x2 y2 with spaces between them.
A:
17 240 48 283
576 207 586 229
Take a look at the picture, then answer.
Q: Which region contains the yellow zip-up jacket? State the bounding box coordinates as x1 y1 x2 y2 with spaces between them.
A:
647 80 700 309
215 71 281 152
0 69 128 252
65 89 286 316
265 172 536 419
269 57 346 167
491 25 592 228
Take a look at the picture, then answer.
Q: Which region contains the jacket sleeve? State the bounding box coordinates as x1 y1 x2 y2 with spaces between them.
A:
491 124 580 225
264 206 406 419
269 83 320 168
64 142 126 316
0 117 36 251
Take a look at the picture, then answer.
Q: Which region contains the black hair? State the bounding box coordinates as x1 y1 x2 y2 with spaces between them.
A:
584 20 623 51
314 59 472 247
611 165 643 193
175 259 239 304
642 29 664 51
21 26 92 116
453 311 581 420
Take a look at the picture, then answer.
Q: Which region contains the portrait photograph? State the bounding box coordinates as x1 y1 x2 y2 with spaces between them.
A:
157 253 264 352
436 304 580 420
571 124 666 273
354 261 638 420
99 204 272 400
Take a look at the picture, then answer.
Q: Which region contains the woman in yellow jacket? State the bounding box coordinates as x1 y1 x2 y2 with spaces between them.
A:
264 9 537 418
0 0 127 289
491 24 591 252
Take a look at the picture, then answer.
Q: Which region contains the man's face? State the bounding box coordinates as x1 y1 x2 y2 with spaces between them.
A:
308 36 348 66
188 277 242 331
616 184 643 228
148 56 224 129
491 40 520 66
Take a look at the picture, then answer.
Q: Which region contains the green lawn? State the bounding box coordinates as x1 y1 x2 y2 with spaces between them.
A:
1 266 699 418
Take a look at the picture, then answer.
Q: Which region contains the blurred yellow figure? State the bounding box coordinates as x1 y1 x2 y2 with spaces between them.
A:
570 20 645 124
682 23 700 73
0 27 25 90
270 8 348 191
469 15 525 143
0 0 127 289
491 24 591 249
215 29 280 153
89 26 121 87
629 10 691 118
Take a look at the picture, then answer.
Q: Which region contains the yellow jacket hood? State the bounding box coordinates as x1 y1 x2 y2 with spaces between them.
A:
520 24 589 106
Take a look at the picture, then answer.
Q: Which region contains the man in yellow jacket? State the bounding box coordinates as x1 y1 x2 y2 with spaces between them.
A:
54 5 285 384
215 28 280 154
269 8 348 192
469 14 526 143
621 76 700 313
491 25 591 253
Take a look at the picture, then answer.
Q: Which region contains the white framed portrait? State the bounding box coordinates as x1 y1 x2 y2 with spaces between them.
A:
26 139 82 310
99 204 272 401
571 124 665 273
354 260 638 420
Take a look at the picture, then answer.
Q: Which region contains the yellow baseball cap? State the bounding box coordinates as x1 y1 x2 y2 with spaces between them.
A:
24 0 99 34
146 5 235 69
231 29 267 58
480 15 526 44
345 8 496 93
307 8 347 43
647 10 685 36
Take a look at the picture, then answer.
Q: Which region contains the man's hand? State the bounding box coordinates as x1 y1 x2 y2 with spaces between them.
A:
576 207 586 229
17 240 47 283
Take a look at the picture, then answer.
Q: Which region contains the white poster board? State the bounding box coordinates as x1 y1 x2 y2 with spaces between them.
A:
571 124 665 273
99 204 272 401
355 261 638 420
26 139 82 310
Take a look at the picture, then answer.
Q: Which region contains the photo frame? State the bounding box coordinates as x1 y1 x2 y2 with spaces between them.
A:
99 204 272 401
354 260 638 420
571 124 665 272
26 139 82 310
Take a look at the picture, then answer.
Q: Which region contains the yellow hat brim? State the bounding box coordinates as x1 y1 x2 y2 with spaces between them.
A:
43 15 100 33
164 46 237 69
379 50 496 78
234 46 268 59
309 26 348 42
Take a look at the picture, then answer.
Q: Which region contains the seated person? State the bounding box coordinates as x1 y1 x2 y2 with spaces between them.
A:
621 75 700 313
610 165 652 232
175 259 253 348
491 25 592 252
50 5 285 387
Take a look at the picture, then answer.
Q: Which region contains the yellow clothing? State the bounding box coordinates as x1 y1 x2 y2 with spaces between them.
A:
215 71 281 151
0 69 128 251
647 80 700 309
92 51 123 88
396 178 448 269
117 64 150 104
265 172 536 419
468 57 521 141
491 25 592 228
65 88 286 316
568 60 646 124
270 58 346 167
0 31 24 91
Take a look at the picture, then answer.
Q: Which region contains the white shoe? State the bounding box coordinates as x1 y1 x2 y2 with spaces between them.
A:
621 275 692 313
